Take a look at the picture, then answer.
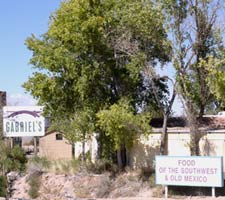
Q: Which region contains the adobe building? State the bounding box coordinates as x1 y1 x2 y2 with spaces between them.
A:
38 130 94 160
129 115 225 172
38 131 73 160
38 112 225 176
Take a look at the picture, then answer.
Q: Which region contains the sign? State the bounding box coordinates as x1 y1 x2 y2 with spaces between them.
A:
155 156 223 187
3 106 45 137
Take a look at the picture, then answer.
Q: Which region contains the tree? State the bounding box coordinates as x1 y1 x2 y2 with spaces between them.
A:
24 0 170 117
97 99 151 168
24 0 171 161
143 68 176 155
51 109 94 161
162 0 224 155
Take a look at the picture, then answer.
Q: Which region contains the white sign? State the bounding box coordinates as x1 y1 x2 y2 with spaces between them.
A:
3 106 45 137
155 156 223 187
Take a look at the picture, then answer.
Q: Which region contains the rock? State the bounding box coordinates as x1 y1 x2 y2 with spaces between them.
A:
7 171 19 182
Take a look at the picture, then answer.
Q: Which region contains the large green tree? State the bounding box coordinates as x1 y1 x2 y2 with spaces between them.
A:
24 0 171 163
24 0 170 116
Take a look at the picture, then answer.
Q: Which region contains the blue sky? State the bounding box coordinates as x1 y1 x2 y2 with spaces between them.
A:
0 0 183 114
0 0 62 105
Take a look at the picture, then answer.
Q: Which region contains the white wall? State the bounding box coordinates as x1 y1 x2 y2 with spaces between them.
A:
73 131 225 173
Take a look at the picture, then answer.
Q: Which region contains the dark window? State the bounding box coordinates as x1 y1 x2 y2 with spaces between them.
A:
56 133 63 140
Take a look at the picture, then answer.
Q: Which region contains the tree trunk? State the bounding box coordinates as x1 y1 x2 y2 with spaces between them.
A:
117 150 123 169
121 144 126 168
190 128 200 156
96 133 102 160
160 114 168 155
82 138 85 162
187 103 200 156
117 144 127 169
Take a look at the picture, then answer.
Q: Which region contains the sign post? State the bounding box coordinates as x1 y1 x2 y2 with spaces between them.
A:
212 187 215 198
155 156 223 198
165 185 168 199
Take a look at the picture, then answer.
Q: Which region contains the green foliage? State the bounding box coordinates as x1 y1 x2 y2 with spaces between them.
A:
51 159 81 174
99 132 116 163
0 175 7 197
202 56 225 106
24 0 170 118
9 145 27 172
0 143 27 175
161 0 224 116
24 0 171 161
160 0 225 155
28 174 41 199
50 109 95 147
97 99 151 151
85 159 118 175
28 156 51 173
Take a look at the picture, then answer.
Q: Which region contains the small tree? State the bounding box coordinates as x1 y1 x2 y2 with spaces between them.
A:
51 109 94 162
143 67 176 155
0 143 27 176
97 99 151 168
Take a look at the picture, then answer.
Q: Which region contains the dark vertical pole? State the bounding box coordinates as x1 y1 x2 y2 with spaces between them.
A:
0 91 6 139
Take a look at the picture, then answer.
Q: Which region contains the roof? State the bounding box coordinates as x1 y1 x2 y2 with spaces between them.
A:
150 117 187 128
150 115 225 132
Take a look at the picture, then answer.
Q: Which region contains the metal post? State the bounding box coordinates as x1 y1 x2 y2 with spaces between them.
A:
212 187 215 198
165 185 168 199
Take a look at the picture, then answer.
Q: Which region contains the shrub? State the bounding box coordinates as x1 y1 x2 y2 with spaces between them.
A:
0 175 7 197
0 144 27 174
85 159 119 175
27 156 51 174
28 174 41 199
9 145 27 172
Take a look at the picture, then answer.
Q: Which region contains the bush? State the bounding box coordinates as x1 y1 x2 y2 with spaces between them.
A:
28 174 41 199
27 156 51 174
85 159 119 175
0 144 27 174
9 145 27 172
0 175 7 197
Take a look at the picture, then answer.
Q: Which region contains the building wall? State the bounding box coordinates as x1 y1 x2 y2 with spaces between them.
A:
74 140 91 159
39 132 73 160
129 132 225 172
38 130 225 174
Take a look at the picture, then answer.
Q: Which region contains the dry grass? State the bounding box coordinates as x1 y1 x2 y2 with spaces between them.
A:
25 157 156 199
108 170 143 198
74 174 111 198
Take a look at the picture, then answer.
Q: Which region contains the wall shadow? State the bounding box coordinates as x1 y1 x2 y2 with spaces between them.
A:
129 139 160 170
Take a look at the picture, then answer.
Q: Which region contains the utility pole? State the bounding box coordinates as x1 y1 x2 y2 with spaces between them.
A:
0 91 6 139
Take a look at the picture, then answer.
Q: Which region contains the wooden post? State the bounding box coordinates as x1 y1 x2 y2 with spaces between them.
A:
10 137 13 149
34 137 37 155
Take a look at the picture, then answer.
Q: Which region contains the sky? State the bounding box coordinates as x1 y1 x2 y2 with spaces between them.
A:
0 0 62 106
0 0 183 115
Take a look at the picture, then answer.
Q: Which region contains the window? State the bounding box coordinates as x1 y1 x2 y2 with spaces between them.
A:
56 133 63 140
